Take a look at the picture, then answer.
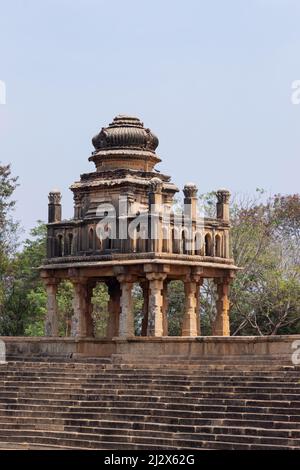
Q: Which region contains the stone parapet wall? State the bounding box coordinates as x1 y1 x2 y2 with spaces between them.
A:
2 335 300 364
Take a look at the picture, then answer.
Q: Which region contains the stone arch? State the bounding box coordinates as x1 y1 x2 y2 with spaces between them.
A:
56 234 63 257
162 225 169 253
205 232 212 256
172 227 180 254
181 228 190 254
67 232 73 255
215 233 222 257
103 228 112 250
88 227 94 250
136 225 146 252
194 231 202 255
96 233 102 251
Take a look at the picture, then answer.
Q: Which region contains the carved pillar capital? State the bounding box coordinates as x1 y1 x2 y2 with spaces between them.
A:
116 274 135 284
145 272 167 283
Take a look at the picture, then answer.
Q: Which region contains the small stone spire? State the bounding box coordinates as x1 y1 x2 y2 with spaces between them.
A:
48 189 62 223
183 182 198 220
216 189 230 221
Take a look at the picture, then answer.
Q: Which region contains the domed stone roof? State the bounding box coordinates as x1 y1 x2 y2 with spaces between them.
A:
92 115 159 152
89 115 161 172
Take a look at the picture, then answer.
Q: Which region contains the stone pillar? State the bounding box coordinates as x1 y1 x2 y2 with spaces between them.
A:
44 279 59 336
146 273 167 336
162 280 169 336
212 278 231 336
182 279 198 337
117 275 134 337
86 283 95 337
106 279 121 338
71 278 93 337
141 281 149 336
196 280 203 336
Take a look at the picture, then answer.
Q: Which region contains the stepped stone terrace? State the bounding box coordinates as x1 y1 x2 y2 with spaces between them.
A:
40 115 238 339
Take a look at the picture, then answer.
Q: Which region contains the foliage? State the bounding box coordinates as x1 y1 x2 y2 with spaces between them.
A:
0 163 19 307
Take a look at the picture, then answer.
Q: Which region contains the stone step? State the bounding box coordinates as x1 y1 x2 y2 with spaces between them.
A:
0 433 297 450
0 426 299 449
2 418 300 439
2 389 300 406
1 387 300 400
1 358 300 449
2 362 298 372
1 371 299 385
6 356 112 364
2 402 300 422
1 406 299 428
1 375 300 388
1 379 299 392
1 389 300 405
0 365 300 380
1 413 300 431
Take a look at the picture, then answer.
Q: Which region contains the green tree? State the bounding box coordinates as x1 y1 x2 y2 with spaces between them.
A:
0 163 19 307
0 222 46 335
229 193 300 335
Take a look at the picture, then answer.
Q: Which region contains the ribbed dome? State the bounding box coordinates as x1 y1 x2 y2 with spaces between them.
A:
89 115 161 172
92 115 159 153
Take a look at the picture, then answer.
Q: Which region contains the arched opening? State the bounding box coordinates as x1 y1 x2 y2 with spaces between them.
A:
162 225 169 253
182 229 189 254
205 233 212 256
68 233 73 255
139 227 147 252
96 234 102 251
56 234 63 257
194 231 202 255
102 228 112 250
88 228 94 251
215 234 222 257
91 282 109 337
167 280 185 336
132 228 138 252
172 227 180 254
132 283 145 336
57 280 74 336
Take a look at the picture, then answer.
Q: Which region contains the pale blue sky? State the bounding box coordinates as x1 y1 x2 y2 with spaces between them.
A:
0 0 299 237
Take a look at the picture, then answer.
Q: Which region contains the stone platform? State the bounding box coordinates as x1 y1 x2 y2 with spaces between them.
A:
2 335 300 364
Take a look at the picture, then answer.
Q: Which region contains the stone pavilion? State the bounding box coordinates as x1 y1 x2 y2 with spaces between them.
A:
40 115 238 339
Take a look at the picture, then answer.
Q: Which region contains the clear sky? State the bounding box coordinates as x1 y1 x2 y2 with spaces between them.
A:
0 0 299 238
